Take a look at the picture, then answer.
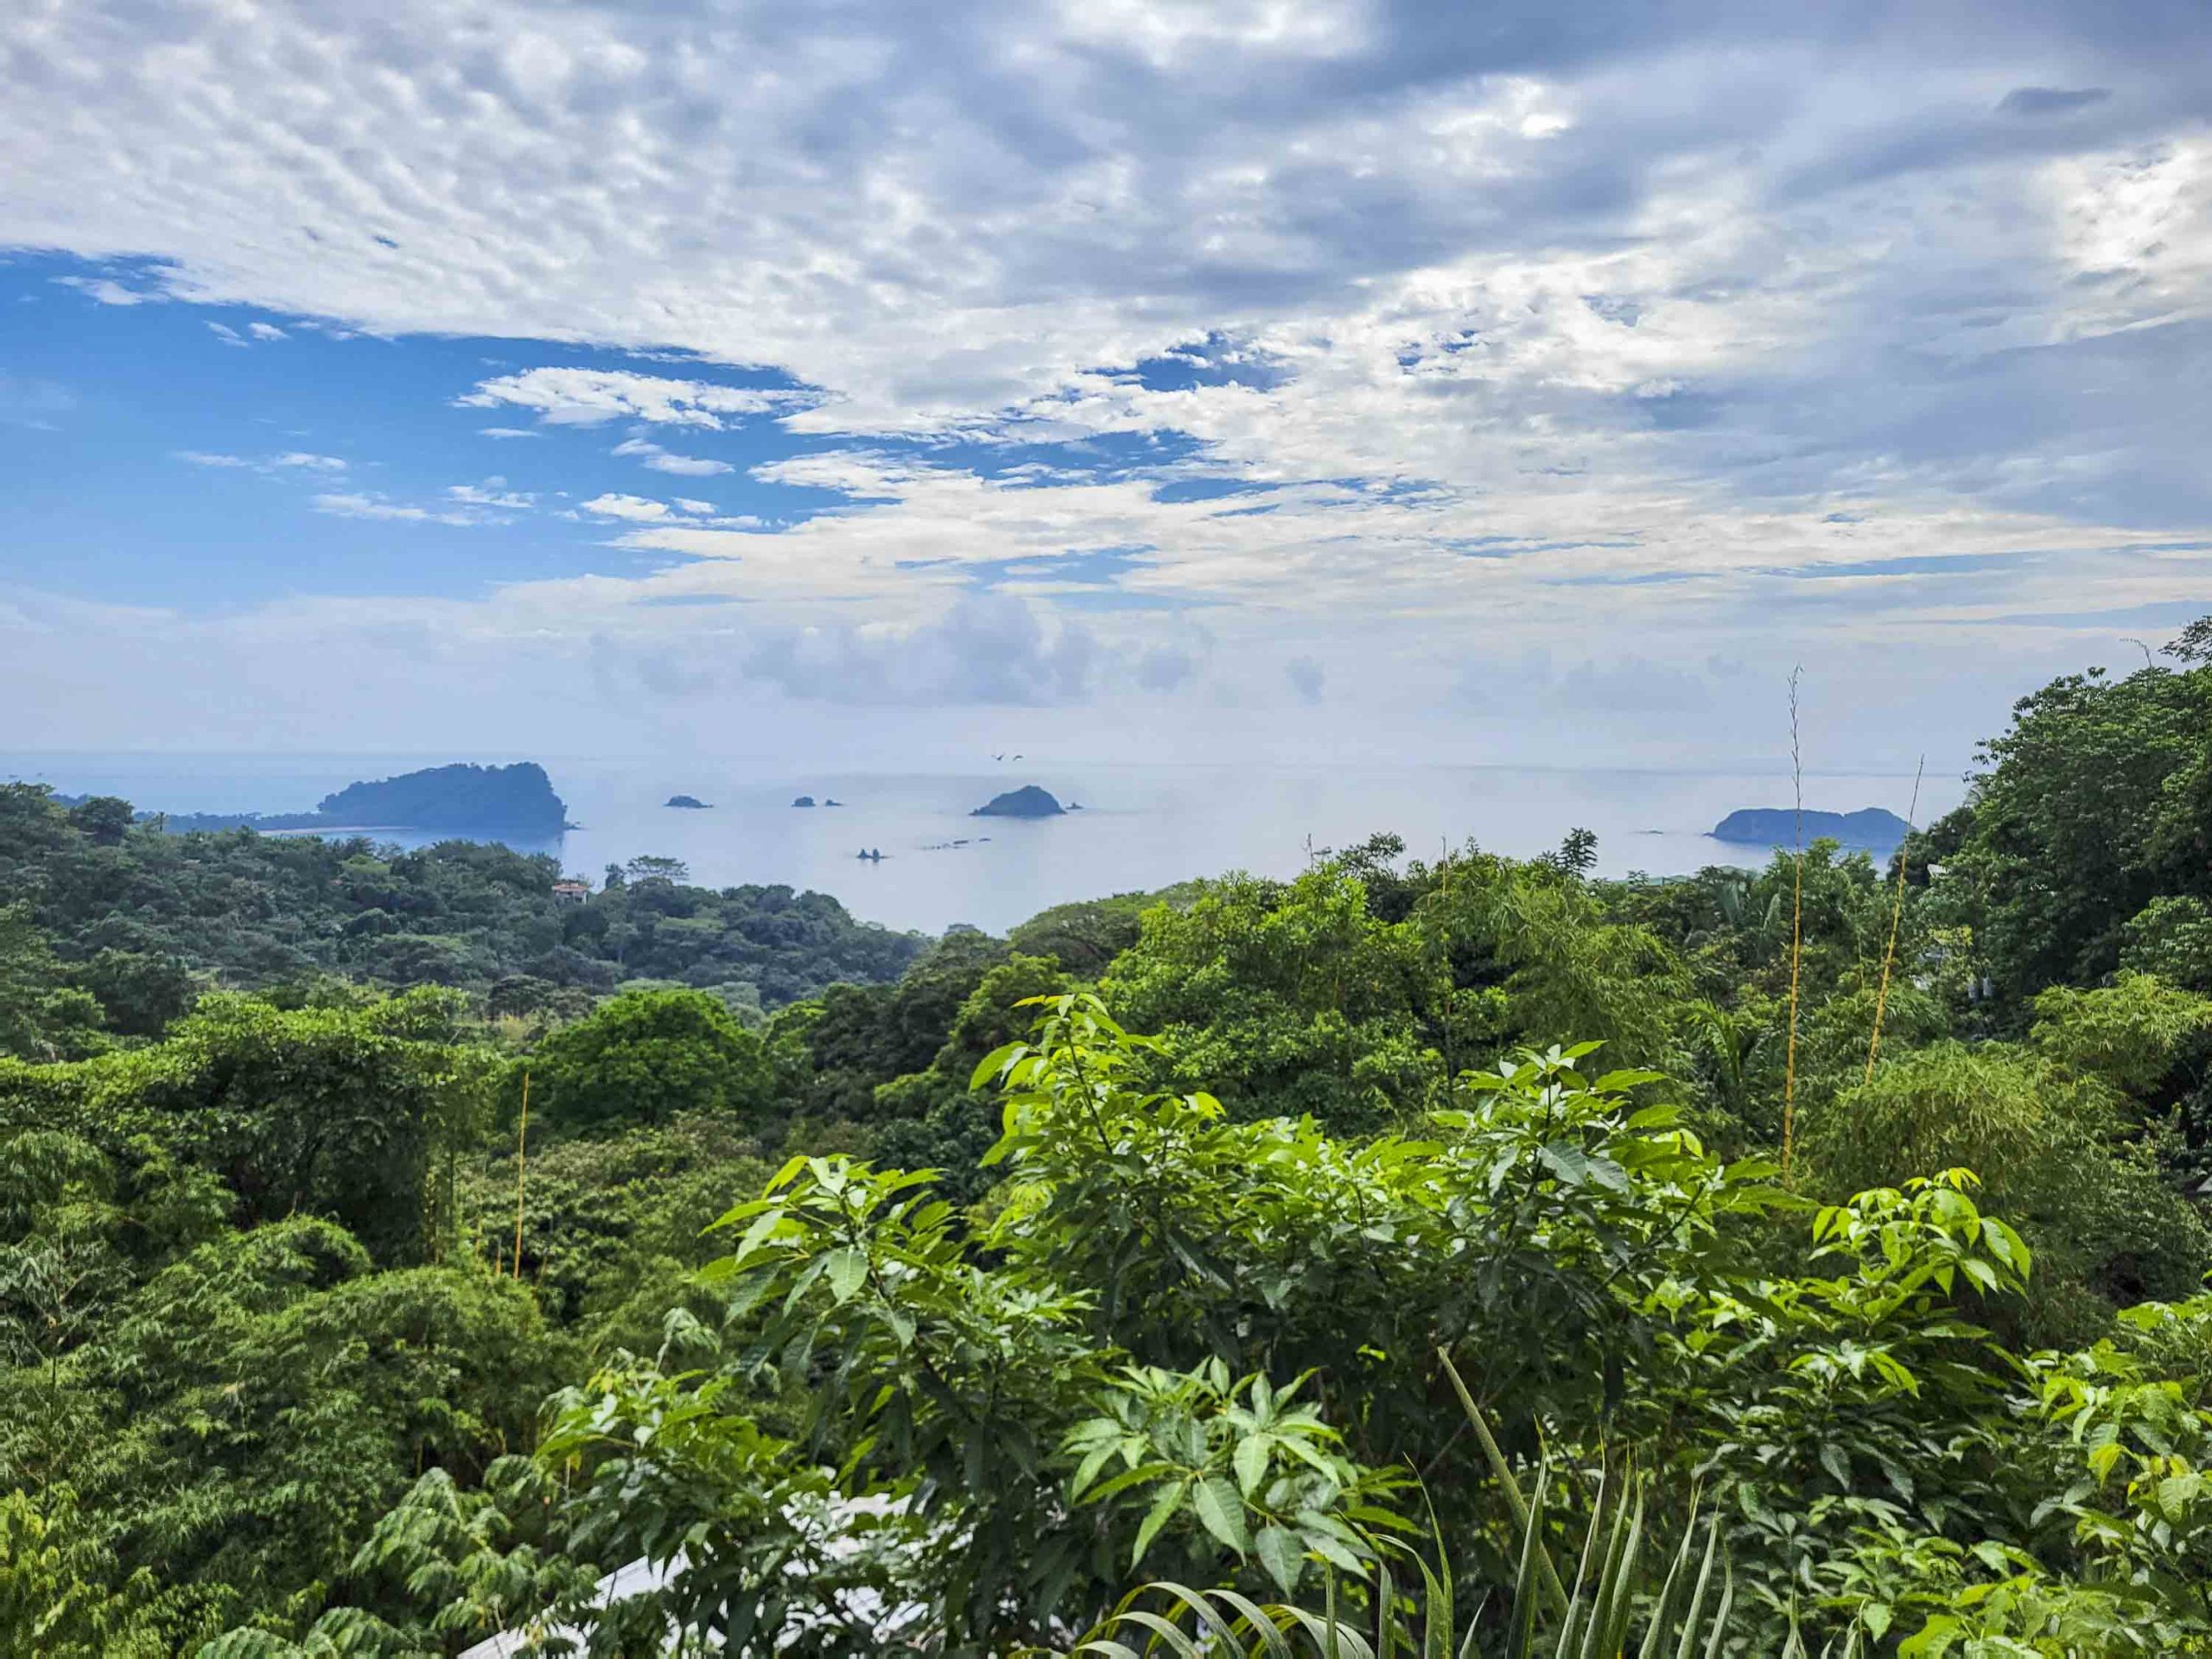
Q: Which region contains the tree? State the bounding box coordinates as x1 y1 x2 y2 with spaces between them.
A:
62 797 134 849
1808 1039 2210 1341
524 988 771 1135
0 907 106 1063
2121 896 2212 993
2166 613 2212 664
1100 867 1441 1128
1 988 494 1266
870 952 1072 1198
71 949 198 1038
1007 888 1184 975
2030 971 2212 1101
1542 826 1599 876
1933 645 2212 1001
0 1219 561 1655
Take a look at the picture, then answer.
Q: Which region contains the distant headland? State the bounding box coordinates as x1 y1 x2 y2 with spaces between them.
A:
665 794 711 810
973 785 1065 819
149 762 572 839
1710 806 1913 851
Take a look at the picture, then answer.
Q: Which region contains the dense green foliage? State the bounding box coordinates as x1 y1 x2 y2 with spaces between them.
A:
0 989 495 1265
0 781 924 1034
1918 647 2212 1001
3 624 2211 1655
518 989 772 1137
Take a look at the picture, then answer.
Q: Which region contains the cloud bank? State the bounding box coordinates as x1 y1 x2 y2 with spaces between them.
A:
2 0 2209 763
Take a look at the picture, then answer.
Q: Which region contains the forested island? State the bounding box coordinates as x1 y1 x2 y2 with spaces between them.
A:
1712 804 1914 849
147 760 573 838
4 621 2212 1654
973 783 1065 817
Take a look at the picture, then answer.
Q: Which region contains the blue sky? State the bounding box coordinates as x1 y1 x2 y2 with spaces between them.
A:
3 1 2209 768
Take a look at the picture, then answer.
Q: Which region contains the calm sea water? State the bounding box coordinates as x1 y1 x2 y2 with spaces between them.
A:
2 753 1961 938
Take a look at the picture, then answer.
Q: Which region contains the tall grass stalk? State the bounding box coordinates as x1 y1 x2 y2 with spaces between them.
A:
512 1069 531 1280
1440 838 1458 1108
1864 756 1924 1087
1783 669 1805 1180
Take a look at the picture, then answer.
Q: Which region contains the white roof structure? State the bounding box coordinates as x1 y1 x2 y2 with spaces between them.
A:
459 1554 689 1658
457 1496 929 1656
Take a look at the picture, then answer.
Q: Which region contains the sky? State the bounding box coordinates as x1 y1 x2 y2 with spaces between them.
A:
3 0 2209 773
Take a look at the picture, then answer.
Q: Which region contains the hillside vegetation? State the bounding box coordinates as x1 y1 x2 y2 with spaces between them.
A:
0 799 924 1038
3 626 2211 1655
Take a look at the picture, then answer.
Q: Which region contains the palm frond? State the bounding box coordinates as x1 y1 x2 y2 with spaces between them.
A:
1050 1353 1744 1657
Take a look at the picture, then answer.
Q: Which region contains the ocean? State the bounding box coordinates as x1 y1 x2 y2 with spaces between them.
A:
1 753 1960 938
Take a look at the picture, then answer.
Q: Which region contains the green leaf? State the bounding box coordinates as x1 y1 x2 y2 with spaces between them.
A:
1086 1462 1182 1503
1071 1446 1119 1500
1255 1522 1304 1593
1539 1143 1591 1186
1234 1433 1272 1498
1818 1443 1850 1488
1133 1480 1187 1567
824 1246 867 1306
969 1040 1027 1091
1192 1473 1252 1555
1592 1069 1666 1093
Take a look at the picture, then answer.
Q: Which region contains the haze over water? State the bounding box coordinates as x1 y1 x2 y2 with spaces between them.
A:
3 753 1955 938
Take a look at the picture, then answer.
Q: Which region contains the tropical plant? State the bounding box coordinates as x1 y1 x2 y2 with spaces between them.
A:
1052 1352 1746 1658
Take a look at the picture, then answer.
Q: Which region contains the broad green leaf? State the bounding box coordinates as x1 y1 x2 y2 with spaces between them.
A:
824 1246 867 1306
1192 1473 1252 1554
1255 1522 1304 1594
1134 1480 1187 1567
1235 1433 1272 1498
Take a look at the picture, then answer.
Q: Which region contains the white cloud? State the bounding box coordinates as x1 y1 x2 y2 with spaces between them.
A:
611 435 734 475
51 275 162 306
580 492 673 522
460 368 807 429
448 479 535 508
178 448 346 474
247 321 287 340
736 594 1100 706
207 321 250 346
313 492 489 526
674 499 717 515
480 427 540 439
